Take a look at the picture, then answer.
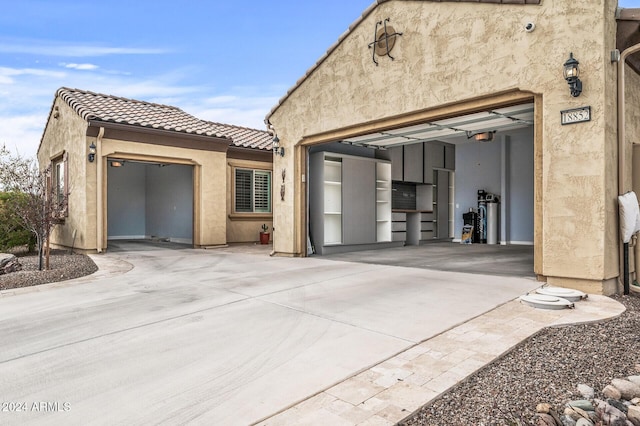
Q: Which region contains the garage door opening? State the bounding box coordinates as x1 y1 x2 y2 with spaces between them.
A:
306 102 535 276
107 159 194 246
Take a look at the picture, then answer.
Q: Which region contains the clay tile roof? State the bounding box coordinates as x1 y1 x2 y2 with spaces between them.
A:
204 121 274 151
56 87 272 151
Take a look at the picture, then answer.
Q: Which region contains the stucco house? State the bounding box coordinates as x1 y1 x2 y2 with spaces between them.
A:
265 0 640 295
38 87 273 252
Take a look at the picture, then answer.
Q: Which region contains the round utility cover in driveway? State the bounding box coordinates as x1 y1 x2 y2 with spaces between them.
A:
519 294 575 310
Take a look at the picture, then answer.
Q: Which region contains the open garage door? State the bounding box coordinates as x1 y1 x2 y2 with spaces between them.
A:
107 159 194 245
307 102 535 276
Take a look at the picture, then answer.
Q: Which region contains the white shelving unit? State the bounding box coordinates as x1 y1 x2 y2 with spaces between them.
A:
376 162 392 242
310 151 397 255
323 158 342 245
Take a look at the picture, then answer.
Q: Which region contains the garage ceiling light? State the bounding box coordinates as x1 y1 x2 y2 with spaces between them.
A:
468 131 496 142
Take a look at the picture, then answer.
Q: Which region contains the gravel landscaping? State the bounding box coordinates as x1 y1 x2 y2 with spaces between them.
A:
0 250 98 291
402 293 640 426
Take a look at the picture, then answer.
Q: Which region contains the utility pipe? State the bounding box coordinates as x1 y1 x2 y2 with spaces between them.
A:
618 42 640 294
96 127 104 253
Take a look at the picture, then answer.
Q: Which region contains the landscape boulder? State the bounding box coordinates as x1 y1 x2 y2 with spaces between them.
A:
0 254 21 275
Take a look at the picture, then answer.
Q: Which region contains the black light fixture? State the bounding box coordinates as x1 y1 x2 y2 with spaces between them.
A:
272 135 285 157
563 52 583 97
88 142 96 162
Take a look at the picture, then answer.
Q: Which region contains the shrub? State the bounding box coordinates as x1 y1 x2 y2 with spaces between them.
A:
0 192 36 252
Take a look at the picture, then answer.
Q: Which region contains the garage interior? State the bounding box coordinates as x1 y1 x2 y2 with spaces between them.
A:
308 102 535 276
107 159 194 245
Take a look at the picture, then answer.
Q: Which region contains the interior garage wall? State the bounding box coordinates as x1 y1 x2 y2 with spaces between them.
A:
107 163 193 243
146 164 193 243
107 162 146 238
454 127 534 243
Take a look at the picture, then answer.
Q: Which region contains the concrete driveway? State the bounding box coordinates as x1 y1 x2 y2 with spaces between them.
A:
0 242 539 425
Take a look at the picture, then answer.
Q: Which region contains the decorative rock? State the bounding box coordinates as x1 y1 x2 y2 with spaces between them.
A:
538 403 553 413
565 406 592 421
575 418 594 426
629 376 640 387
567 400 595 412
632 397 640 405
0 253 21 275
628 405 640 426
604 384 623 400
560 415 577 426
595 399 628 426
577 384 595 399
612 378 640 400
537 413 559 426
549 409 563 426
609 398 629 413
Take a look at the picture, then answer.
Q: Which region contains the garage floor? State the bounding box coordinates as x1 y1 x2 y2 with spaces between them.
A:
322 241 535 277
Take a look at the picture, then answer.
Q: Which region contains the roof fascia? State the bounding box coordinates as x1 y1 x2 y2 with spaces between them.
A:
87 120 232 153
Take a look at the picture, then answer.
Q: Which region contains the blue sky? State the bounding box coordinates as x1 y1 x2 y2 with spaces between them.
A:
1 0 640 159
0 0 372 158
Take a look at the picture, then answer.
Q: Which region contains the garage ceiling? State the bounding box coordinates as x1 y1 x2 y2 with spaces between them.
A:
340 103 534 149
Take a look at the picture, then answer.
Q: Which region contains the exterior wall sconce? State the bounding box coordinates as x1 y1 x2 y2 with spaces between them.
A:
563 52 583 97
88 142 96 162
272 135 285 157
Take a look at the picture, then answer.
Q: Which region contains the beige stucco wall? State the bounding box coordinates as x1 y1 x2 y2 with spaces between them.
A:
38 98 93 251
226 158 273 243
39 99 231 251
101 139 228 248
269 0 625 292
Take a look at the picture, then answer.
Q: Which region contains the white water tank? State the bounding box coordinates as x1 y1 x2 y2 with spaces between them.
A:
487 199 499 244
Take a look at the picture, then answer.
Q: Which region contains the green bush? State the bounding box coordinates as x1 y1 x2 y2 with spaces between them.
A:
0 192 35 252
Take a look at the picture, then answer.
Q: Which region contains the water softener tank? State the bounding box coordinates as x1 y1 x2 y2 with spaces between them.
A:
486 194 499 244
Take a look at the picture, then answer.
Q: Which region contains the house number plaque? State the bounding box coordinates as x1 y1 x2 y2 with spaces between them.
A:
561 106 591 125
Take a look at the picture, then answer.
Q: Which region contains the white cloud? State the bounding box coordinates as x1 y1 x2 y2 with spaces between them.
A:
62 63 99 71
0 66 67 80
0 114 48 159
187 93 280 129
0 39 167 57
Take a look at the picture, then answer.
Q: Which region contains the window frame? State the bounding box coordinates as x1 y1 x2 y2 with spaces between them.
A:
50 151 69 220
233 167 272 214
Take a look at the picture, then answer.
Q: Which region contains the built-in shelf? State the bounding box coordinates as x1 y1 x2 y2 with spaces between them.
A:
323 158 343 245
311 152 395 254
376 162 392 242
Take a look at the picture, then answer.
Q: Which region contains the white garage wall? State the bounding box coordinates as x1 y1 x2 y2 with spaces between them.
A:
454 127 534 244
146 164 193 243
107 162 147 238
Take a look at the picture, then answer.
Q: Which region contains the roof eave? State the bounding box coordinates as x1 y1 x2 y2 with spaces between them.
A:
87 120 232 152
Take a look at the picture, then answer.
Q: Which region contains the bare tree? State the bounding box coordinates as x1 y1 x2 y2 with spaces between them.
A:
0 145 65 270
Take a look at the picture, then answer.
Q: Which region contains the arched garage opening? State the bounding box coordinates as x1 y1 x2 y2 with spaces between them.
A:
305 99 537 277
106 158 194 246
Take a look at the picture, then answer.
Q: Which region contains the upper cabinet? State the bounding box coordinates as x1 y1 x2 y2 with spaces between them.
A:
403 144 423 183
390 146 403 181
444 143 455 171
391 142 455 185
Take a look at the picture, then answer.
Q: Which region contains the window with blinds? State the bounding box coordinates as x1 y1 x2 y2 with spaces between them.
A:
235 168 271 213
